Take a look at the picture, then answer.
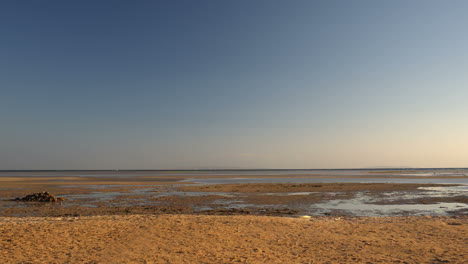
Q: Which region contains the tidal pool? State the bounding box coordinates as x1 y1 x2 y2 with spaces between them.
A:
309 191 468 216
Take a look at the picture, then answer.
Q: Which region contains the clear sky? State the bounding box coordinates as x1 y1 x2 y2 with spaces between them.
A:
1 0 468 169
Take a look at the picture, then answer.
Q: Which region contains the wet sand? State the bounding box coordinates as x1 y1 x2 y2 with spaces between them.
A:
1 214 466 264
0 174 467 263
178 182 456 193
1 175 466 217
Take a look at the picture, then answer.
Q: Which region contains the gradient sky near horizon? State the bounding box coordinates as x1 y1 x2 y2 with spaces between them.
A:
1 0 468 169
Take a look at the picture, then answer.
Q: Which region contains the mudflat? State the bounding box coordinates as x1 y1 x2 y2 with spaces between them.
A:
1 181 466 217
0 214 466 264
0 173 466 263
178 182 455 192
1 174 467 217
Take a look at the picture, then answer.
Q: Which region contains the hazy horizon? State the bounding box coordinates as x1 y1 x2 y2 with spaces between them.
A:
1 166 468 172
2 0 468 170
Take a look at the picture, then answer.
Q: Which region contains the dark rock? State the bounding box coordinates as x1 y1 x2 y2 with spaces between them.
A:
14 192 65 202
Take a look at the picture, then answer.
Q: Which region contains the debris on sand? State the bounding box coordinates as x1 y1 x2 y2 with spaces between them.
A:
14 192 65 202
298 215 311 219
200 208 298 216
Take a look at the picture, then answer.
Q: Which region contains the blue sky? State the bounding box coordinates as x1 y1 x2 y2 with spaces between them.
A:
1 0 468 169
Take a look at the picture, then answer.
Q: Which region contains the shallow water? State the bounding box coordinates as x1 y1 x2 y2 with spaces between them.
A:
1 168 467 178
185 177 468 185
183 185 468 217
27 183 468 216
309 191 468 217
2 169 467 216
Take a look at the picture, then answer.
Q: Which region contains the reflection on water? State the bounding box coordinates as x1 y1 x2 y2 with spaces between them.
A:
57 189 238 208
186 177 468 185
1 168 468 178
57 184 467 216
152 191 236 198
310 192 468 217
211 199 253 209
418 185 468 196
373 185 468 202
2 169 467 216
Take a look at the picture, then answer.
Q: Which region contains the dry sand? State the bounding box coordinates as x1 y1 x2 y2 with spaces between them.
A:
1 175 467 263
0 214 466 264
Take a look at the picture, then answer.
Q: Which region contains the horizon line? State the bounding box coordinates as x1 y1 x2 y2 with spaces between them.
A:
1 167 468 172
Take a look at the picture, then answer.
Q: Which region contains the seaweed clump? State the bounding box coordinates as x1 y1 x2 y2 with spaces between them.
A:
14 192 65 202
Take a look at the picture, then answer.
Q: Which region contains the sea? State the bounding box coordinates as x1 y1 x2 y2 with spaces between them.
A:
1 168 467 185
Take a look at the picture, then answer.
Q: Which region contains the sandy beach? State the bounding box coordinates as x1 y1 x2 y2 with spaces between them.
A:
4 0 468 262
0 172 466 263
1 214 466 264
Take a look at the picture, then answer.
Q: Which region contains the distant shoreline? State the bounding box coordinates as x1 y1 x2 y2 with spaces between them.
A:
1 167 468 172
